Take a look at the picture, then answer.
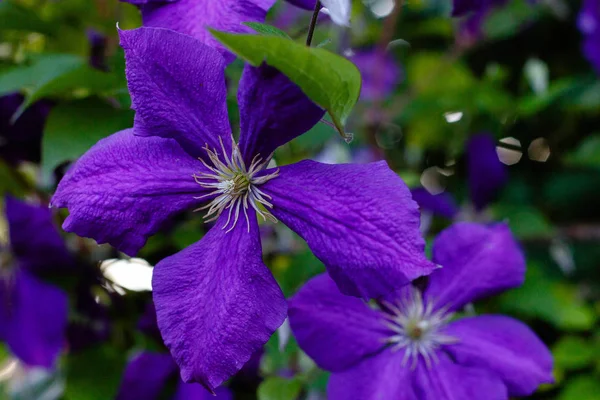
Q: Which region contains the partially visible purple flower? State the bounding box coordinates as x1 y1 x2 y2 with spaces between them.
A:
452 0 507 45
410 188 459 219
0 94 51 165
120 0 276 64
467 133 507 211
578 0 600 73
289 222 553 399
116 351 233 399
53 27 434 390
285 0 318 10
0 197 69 368
87 29 108 71
351 49 402 102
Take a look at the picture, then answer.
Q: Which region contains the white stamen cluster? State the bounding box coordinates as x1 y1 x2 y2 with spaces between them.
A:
382 287 456 369
193 137 279 233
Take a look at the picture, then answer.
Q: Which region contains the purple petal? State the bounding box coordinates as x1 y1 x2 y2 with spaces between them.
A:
285 0 318 10
0 269 67 368
0 94 51 165
413 353 507 400
328 350 417 400
115 352 177 400
237 64 325 163
452 0 483 16
118 27 231 158
582 34 600 73
174 382 232 400
579 0 600 76
52 129 206 256
410 188 458 219
467 133 507 211
262 160 436 299
141 0 276 64
5 196 74 273
121 0 177 4
350 49 402 102
425 222 525 312
288 274 389 372
152 213 287 391
444 315 553 396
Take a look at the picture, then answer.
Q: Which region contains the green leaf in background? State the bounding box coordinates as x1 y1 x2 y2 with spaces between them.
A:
210 30 361 140
0 161 25 196
498 264 596 331
553 336 597 371
565 134 600 168
42 98 134 179
0 54 124 117
0 54 82 97
494 205 555 239
258 377 303 400
243 22 291 38
64 347 126 400
559 376 600 400
0 1 54 35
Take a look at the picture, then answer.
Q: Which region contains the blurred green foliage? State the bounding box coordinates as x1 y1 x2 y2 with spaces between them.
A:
1 0 599 398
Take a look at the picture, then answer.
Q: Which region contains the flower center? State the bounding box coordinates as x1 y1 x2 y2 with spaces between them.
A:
193 136 279 233
382 287 456 369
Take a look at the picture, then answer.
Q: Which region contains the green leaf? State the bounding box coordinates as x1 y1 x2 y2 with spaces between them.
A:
553 336 597 370
258 377 303 400
498 264 596 331
559 376 600 400
0 1 54 34
0 54 83 97
243 22 291 38
42 98 133 179
64 347 126 400
210 30 361 139
565 134 600 168
0 54 124 117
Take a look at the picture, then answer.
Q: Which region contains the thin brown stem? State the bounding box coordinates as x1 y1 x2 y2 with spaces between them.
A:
306 1 322 46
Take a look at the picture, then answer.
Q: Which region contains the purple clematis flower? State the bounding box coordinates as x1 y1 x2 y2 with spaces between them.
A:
120 0 276 64
452 0 507 45
0 94 52 165
351 49 402 102
410 188 458 220
578 0 600 73
286 0 318 10
412 133 506 217
52 27 434 390
0 197 69 368
289 222 554 399
467 133 507 211
116 351 232 400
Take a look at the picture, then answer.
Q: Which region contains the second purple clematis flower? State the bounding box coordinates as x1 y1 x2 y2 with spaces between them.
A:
289 222 553 399
52 27 435 390
0 197 70 368
578 0 600 73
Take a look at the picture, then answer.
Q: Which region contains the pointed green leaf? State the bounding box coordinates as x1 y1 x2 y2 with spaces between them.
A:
243 22 291 39
211 30 361 139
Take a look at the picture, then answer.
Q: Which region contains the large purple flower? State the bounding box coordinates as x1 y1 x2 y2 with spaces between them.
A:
116 351 232 400
120 0 276 64
289 222 553 399
0 197 69 368
52 27 434 390
578 0 600 73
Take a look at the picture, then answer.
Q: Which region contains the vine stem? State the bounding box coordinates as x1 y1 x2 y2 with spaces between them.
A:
305 1 322 46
